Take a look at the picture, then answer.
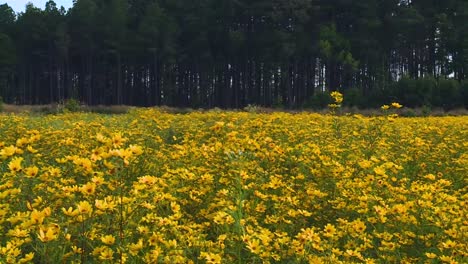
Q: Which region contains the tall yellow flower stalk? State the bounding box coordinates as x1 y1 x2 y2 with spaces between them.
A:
329 91 344 108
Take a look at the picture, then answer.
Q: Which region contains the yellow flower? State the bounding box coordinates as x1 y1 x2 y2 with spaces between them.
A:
330 91 344 104
99 247 114 260
90 147 104 161
26 145 38 153
441 239 456 249
48 167 61 177
8 157 24 173
323 223 336 238
18 253 35 263
38 227 58 242
381 105 390 110
111 132 127 148
103 160 115 170
425 252 437 259
353 219 366 233
95 133 109 143
8 228 29 238
200 252 222 264
101 235 116 245
391 102 403 108
439 255 454 263
30 209 45 225
80 182 96 196
0 145 18 158
77 201 93 215
213 211 234 225
211 122 225 132
128 144 143 155
137 226 150 235
373 166 386 176
72 246 83 254
246 239 261 254
346 249 363 259
144 248 161 262
424 173 436 180
73 157 93 172
48 223 60 234
62 207 79 217
358 160 372 169
148 232 162 246
128 239 144 256
25 166 39 177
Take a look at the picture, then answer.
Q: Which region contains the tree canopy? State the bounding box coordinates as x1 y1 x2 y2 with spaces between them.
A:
0 0 467 109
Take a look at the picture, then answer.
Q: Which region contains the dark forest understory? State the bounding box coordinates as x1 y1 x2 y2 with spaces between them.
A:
0 0 467 109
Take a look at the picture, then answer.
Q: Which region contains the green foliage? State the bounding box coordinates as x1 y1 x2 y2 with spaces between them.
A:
318 24 358 72
305 91 332 109
400 108 417 117
432 78 461 109
461 80 468 108
0 33 16 66
0 96 3 112
364 88 390 109
63 98 81 112
392 76 436 107
421 105 432 117
387 77 464 109
0 4 15 33
343 88 365 108
0 32 17 94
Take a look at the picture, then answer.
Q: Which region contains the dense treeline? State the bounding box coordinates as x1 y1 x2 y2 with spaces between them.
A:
0 0 467 109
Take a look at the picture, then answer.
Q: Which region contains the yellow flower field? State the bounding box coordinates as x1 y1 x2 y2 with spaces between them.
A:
0 109 467 263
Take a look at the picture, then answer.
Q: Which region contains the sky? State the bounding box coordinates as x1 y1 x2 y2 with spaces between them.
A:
1 0 73 13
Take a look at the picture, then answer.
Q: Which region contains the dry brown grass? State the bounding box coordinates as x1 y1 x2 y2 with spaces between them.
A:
2 104 50 113
1 103 467 116
1 104 133 114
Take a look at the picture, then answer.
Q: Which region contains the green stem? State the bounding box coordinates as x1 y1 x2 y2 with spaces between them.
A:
80 218 85 264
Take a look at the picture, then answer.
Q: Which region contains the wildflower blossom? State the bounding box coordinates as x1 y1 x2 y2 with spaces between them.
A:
37 227 58 242
391 102 403 109
8 157 23 173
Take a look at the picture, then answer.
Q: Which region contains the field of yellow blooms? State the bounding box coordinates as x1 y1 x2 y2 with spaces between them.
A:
0 109 467 264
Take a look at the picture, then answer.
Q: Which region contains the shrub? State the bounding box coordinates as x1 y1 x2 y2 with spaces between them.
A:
365 88 391 109
461 80 468 108
421 105 432 116
343 87 365 108
400 108 417 117
306 91 332 109
432 78 460 110
392 76 435 107
64 98 81 112
243 104 261 113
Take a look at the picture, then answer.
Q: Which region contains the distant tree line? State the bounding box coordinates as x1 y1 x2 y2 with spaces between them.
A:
0 0 467 109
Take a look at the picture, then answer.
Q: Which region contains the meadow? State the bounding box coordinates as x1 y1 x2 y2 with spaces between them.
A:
0 106 467 263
